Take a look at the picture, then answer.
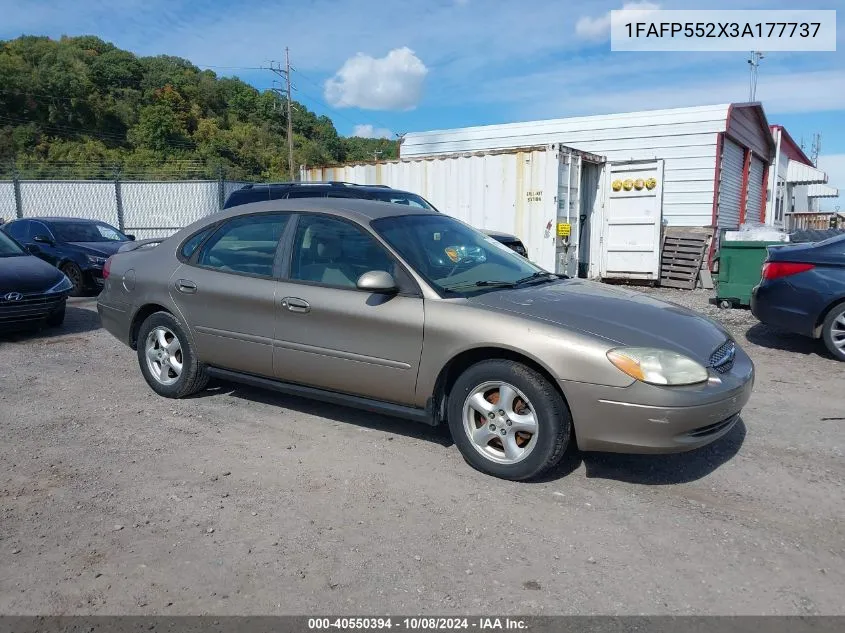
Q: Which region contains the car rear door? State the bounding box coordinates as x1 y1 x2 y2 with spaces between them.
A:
169 212 293 378
272 213 425 405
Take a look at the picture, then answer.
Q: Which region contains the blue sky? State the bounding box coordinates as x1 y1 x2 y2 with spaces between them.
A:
1 0 843 209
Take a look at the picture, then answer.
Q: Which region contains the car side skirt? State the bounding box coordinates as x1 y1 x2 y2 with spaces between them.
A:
206 367 437 426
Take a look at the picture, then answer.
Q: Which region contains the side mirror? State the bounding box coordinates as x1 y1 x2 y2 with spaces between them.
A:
125 234 136 241
356 270 398 294
33 234 53 245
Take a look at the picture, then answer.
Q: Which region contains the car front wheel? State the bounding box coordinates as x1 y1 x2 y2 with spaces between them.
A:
137 311 209 398
822 303 845 361
447 359 571 480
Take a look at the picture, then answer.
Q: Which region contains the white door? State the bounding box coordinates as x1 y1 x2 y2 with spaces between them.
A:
600 160 664 281
745 156 765 223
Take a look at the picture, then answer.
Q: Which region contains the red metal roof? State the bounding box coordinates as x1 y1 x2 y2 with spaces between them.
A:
770 125 814 166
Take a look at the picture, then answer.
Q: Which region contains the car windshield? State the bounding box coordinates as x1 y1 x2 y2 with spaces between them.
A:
372 214 550 296
50 222 128 243
0 229 26 257
367 190 436 210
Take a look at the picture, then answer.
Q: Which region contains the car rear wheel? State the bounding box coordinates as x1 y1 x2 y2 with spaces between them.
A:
822 303 845 361
137 311 209 398
61 263 85 297
447 359 571 480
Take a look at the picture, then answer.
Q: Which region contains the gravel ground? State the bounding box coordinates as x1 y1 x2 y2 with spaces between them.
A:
0 290 843 615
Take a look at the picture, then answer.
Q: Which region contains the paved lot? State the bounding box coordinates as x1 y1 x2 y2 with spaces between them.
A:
0 289 843 615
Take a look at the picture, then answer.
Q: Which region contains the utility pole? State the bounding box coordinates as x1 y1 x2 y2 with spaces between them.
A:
747 51 764 101
269 50 296 180
371 150 383 162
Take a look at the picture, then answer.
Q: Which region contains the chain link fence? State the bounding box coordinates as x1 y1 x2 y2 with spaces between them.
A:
0 173 252 239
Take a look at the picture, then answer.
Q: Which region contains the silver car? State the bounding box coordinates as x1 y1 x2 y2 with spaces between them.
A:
98 199 754 480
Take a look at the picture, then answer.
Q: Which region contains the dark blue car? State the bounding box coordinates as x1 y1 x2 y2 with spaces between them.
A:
1 217 135 296
751 234 845 360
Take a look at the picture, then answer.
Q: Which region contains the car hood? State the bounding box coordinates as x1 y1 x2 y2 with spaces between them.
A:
0 254 64 294
67 241 127 257
467 279 730 362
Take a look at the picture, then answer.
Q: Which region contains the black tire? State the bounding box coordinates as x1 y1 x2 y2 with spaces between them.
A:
447 359 571 481
821 303 845 361
61 262 85 297
46 303 66 327
136 311 209 398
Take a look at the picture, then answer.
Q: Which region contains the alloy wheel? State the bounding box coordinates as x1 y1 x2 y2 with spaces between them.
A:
144 326 183 386
462 381 539 464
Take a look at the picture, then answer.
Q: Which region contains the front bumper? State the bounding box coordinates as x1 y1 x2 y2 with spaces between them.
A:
562 347 754 454
0 292 67 331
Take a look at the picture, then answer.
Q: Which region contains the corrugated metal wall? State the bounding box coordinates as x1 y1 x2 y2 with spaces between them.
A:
400 104 729 227
746 157 765 223
718 140 745 229
304 148 565 268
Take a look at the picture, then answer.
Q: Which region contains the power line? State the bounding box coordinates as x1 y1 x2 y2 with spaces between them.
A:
268 50 296 179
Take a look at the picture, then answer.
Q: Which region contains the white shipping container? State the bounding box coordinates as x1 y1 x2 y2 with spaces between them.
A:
303 145 665 281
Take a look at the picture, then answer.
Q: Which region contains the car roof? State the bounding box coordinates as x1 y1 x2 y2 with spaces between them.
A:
233 182 418 195
18 217 108 223
214 197 438 223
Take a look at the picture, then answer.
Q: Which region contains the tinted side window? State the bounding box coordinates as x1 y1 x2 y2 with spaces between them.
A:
326 189 368 199
196 213 290 277
290 215 394 288
4 220 30 241
286 189 327 199
180 226 215 260
30 221 53 240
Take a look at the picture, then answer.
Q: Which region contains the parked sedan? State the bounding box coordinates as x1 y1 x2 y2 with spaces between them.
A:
1 217 135 296
751 234 845 360
0 230 71 331
98 199 753 480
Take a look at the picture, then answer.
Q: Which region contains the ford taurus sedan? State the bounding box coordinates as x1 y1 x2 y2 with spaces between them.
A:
97 199 754 480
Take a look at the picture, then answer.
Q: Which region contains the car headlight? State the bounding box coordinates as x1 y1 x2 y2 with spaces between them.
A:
47 275 73 294
607 347 708 386
86 254 107 266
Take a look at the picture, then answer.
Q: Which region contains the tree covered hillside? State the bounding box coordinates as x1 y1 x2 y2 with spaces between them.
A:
0 35 398 180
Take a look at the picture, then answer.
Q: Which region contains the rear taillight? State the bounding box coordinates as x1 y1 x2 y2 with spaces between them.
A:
762 261 815 280
103 256 113 280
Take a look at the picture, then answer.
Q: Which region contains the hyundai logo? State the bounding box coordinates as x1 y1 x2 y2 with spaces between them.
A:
3 292 23 302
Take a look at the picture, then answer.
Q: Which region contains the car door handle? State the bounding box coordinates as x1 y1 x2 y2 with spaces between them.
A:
175 279 197 294
281 297 310 313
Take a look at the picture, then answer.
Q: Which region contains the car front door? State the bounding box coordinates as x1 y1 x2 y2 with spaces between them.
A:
169 212 292 378
273 213 425 405
26 221 62 267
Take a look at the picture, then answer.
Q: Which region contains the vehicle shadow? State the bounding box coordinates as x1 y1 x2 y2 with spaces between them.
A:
578 418 746 485
744 322 832 358
195 380 455 447
0 304 101 342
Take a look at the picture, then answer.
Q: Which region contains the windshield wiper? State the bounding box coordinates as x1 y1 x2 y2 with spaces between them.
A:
512 272 562 286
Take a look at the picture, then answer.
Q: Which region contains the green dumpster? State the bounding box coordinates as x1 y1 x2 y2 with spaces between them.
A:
712 240 782 309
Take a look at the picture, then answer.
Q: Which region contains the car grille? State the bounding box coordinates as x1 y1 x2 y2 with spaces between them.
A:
709 340 736 374
0 292 64 325
687 414 739 438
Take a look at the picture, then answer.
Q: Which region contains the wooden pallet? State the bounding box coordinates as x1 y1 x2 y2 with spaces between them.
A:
660 231 710 289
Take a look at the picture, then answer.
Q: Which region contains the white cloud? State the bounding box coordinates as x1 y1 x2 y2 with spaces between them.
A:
352 124 394 139
324 47 428 111
576 2 660 40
